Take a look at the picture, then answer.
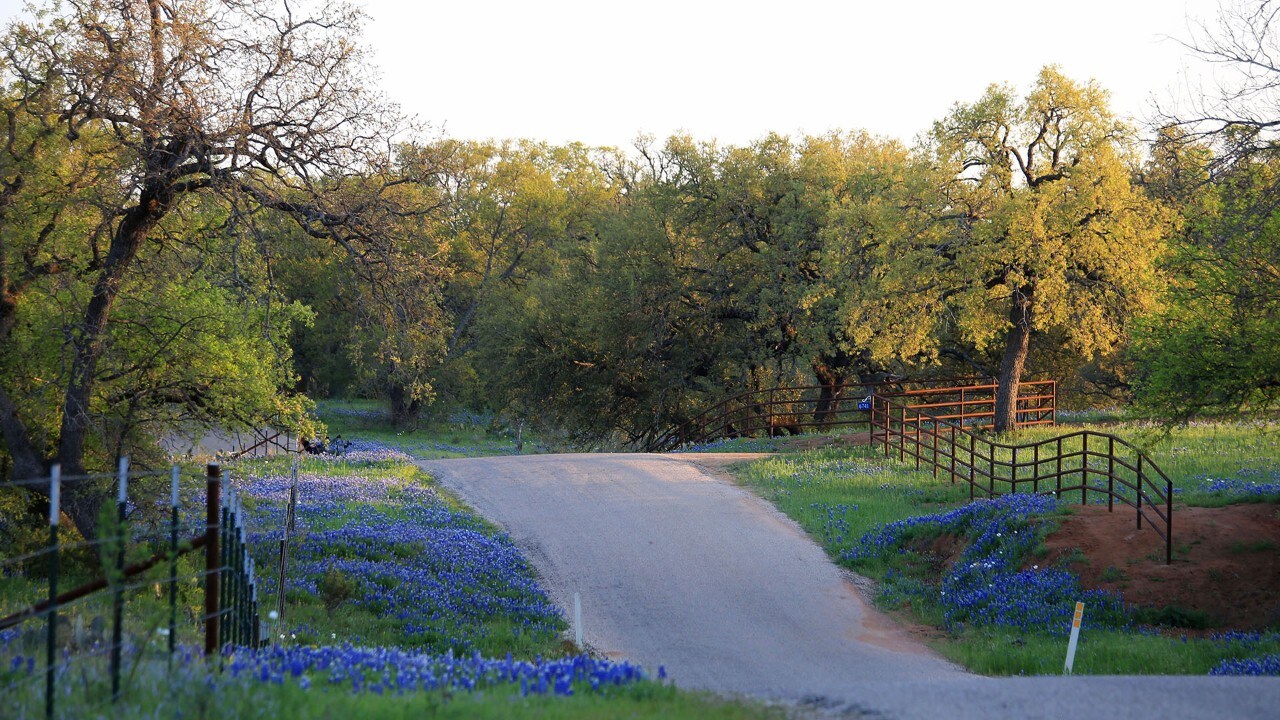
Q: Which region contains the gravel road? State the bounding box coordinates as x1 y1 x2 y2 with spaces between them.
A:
418 453 1280 719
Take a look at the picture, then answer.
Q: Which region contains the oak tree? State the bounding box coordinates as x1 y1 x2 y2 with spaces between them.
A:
848 67 1172 431
0 0 411 535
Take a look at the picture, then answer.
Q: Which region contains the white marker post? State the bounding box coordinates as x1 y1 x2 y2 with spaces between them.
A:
117 456 129 504
573 592 582 648
1064 601 1084 674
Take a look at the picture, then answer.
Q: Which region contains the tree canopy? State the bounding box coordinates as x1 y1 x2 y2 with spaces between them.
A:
0 0 417 534
4 0 1279 540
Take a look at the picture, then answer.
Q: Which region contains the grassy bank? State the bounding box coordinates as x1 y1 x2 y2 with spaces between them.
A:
734 434 1280 676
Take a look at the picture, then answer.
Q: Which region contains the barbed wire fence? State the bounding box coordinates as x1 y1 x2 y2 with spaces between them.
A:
0 460 266 718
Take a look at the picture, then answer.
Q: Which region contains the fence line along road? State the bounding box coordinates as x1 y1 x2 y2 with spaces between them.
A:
869 392 1173 564
650 376 1055 451
0 461 269 719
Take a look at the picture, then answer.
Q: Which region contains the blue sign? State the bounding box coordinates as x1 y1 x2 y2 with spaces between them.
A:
856 397 872 411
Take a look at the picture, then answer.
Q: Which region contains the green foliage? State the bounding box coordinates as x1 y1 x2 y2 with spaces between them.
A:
1132 142 1280 420
0 0 393 514
318 566 358 611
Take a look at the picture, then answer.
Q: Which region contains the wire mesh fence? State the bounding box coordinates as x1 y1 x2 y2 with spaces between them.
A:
0 460 273 718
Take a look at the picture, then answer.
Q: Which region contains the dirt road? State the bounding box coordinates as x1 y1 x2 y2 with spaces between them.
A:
419 453 1280 719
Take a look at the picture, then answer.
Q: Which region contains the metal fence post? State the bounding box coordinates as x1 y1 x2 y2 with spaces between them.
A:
45 465 60 720
968 433 975 501
1108 437 1115 512
1056 436 1063 499
168 466 179 666
1033 444 1040 493
949 425 957 484
1081 435 1089 506
110 456 128 702
1137 455 1144 531
1011 446 1019 493
204 463 221 657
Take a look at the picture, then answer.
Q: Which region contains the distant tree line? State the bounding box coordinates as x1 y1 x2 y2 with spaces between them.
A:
2 0 1279 537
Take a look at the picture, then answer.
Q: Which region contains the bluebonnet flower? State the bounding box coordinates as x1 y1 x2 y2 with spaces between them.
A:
845 494 1126 634
1192 470 1280 498
225 470 562 653
1209 654 1280 676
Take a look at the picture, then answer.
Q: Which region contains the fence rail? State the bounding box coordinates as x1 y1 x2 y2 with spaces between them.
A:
648 377 1055 451
227 430 292 459
0 461 264 718
870 392 1173 564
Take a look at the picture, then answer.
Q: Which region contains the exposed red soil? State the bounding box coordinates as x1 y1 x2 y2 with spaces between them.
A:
1041 503 1280 630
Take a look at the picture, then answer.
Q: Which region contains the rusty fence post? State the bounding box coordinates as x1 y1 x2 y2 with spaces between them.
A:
1033 443 1040 494
1137 455 1144 531
949 425 957 484
1108 437 1115 512
962 430 972 499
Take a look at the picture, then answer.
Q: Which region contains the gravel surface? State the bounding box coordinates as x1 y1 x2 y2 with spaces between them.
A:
419 453 1280 719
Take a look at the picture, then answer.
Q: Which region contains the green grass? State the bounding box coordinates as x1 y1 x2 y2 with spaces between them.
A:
736 445 972 553
2 654 785 720
1008 419 1280 505
938 627 1280 676
314 399 535 458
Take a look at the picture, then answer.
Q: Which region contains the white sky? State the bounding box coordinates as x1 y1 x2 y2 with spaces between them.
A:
0 0 1228 148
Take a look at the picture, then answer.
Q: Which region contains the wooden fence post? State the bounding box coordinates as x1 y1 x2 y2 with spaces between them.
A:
204 463 221 657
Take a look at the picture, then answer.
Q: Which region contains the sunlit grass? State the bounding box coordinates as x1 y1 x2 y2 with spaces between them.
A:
1009 419 1280 505
314 399 536 459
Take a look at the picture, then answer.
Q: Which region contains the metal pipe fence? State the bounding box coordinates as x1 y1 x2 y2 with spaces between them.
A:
649 377 1056 451
869 393 1173 564
0 461 265 718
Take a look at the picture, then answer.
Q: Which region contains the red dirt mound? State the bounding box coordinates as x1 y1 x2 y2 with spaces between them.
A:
1041 503 1280 630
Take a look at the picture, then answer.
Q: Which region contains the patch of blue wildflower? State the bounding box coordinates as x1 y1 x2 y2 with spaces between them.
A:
1189 469 1280 499
808 502 857 545
1209 653 1280 676
845 493 1127 634
223 645 647 696
228 468 563 654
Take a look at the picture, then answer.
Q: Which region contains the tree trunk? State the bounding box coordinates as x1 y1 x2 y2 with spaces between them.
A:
0 384 44 481
994 287 1034 433
812 359 846 426
388 385 421 430
55 194 166 537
